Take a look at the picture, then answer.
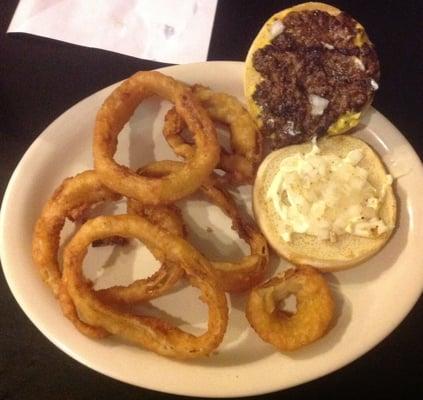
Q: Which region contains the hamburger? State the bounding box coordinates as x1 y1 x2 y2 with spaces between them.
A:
245 2 380 149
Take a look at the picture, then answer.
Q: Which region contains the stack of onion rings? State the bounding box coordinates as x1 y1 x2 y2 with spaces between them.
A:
32 72 232 358
129 160 269 292
62 214 228 359
32 170 119 338
163 84 262 185
32 70 336 359
93 72 220 204
32 170 187 337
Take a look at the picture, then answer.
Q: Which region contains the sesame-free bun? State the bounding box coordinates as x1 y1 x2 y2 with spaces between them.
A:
253 135 397 271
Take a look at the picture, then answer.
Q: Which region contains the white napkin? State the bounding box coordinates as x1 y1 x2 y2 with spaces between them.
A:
7 0 218 64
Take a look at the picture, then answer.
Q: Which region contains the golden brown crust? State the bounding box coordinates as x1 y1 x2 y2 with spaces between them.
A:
246 266 335 351
163 84 262 185
32 170 120 338
62 214 229 359
32 170 189 338
93 71 220 205
131 160 270 292
97 203 186 305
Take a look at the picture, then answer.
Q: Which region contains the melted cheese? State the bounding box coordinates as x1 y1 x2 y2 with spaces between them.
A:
327 111 361 135
266 141 392 242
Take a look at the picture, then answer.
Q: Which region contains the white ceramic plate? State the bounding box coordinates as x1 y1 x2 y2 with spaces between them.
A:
1 62 422 398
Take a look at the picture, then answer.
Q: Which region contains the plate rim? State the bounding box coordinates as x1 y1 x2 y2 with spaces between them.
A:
1 61 423 398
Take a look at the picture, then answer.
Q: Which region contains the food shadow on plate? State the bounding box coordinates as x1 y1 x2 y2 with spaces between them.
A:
286 273 352 360
335 183 407 285
182 312 276 367
350 109 373 137
180 196 247 262
86 239 137 289
266 250 291 279
58 221 82 268
348 121 370 137
65 200 136 287
57 199 127 269
127 97 162 170
230 252 286 317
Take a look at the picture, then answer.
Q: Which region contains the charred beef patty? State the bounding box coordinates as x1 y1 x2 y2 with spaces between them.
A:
252 10 380 148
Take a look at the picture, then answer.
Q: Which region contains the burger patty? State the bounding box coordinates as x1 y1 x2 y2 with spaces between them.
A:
252 10 380 148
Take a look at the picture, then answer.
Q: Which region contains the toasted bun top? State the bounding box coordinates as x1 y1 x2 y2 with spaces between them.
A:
253 135 397 271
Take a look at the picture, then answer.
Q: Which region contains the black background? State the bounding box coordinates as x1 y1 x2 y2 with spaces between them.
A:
0 1 422 399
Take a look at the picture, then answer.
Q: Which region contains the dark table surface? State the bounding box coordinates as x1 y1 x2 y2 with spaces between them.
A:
1 1 422 399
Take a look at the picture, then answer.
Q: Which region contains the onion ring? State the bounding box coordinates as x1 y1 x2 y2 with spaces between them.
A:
32 170 185 337
32 170 120 338
93 72 220 205
62 214 229 359
97 204 185 305
246 266 335 351
130 160 269 292
163 84 262 184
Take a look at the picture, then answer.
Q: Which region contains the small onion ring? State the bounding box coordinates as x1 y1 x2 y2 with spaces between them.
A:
163 84 262 185
246 266 335 351
62 214 229 359
93 72 220 205
130 160 269 292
